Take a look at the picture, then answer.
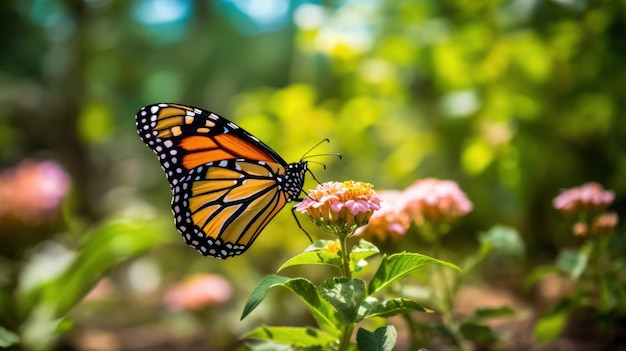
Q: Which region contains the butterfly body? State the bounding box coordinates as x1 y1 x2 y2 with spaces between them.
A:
136 103 307 259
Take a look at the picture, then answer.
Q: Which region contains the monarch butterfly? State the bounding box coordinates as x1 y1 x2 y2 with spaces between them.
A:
136 103 309 259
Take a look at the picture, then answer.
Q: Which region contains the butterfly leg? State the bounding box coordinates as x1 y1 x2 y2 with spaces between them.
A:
291 205 313 243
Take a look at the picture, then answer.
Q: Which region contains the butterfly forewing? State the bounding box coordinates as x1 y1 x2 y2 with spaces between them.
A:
135 103 307 259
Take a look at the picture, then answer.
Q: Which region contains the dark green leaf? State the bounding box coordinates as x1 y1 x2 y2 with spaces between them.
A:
364 298 431 319
459 321 501 344
356 326 397 351
468 306 515 321
320 278 366 323
368 253 460 295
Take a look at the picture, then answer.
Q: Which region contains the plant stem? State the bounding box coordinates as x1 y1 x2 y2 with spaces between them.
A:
337 325 354 351
338 231 352 279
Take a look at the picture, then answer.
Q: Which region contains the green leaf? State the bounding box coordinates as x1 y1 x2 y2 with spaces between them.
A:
524 265 560 293
478 225 525 258
356 326 397 351
18 216 170 319
468 306 515 322
241 276 340 335
363 298 431 319
349 240 380 272
533 298 577 342
277 251 342 272
0 325 19 348
241 275 290 320
557 248 589 280
244 326 336 347
320 278 366 323
533 309 569 342
368 253 460 295
459 321 501 344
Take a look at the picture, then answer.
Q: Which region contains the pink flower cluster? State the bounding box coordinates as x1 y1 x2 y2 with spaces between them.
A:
553 182 615 216
164 274 233 311
357 178 473 242
403 178 474 225
553 182 618 237
0 160 71 223
296 181 382 235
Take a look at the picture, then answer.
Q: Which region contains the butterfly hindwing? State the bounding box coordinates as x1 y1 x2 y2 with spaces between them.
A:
173 159 290 258
135 103 308 259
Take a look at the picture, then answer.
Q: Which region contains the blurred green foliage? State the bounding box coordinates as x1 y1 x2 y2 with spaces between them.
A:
1 0 625 349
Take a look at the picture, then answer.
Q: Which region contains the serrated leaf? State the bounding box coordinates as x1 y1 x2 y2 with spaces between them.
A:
244 326 336 347
356 326 397 351
241 276 340 335
320 278 366 323
364 298 431 319
368 253 460 295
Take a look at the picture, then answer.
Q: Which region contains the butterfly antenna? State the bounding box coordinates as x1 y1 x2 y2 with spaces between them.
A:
301 138 330 160
291 206 313 243
300 139 343 161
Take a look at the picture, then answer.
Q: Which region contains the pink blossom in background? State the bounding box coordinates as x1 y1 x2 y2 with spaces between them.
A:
0 160 71 222
403 178 473 224
164 274 232 311
553 182 615 216
355 190 411 242
590 212 619 236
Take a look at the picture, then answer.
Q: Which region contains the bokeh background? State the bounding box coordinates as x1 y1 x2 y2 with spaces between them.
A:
1 0 625 350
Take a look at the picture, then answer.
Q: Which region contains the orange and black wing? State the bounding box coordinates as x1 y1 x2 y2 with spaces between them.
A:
135 103 288 186
172 159 292 258
135 103 307 259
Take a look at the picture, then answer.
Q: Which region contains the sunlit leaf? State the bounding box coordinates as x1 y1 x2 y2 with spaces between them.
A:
241 276 340 335
349 239 380 272
244 326 336 347
368 253 460 295
277 241 342 272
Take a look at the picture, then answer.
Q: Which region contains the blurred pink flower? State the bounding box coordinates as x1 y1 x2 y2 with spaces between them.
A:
553 182 615 216
0 160 71 222
403 178 473 224
296 181 381 235
590 212 619 236
164 274 232 311
355 190 411 242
